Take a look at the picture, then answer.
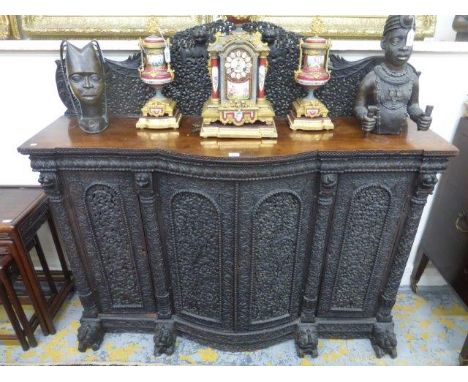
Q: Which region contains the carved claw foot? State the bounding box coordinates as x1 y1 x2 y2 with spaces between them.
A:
154 320 176 356
77 319 104 352
371 322 397 359
296 323 318 358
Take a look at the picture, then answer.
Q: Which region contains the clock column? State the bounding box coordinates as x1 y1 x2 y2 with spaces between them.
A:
257 53 267 101
210 53 220 102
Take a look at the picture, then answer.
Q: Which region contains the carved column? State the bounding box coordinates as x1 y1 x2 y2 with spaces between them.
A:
134 172 176 355
38 171 103 352
301 173 337 322
372 173 438 358
134 172 172 318
296 173 337 358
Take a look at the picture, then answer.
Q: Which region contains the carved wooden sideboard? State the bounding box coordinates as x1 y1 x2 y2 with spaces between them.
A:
18 116 457 358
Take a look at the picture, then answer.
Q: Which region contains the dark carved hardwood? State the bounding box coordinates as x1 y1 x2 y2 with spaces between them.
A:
18 116 457 358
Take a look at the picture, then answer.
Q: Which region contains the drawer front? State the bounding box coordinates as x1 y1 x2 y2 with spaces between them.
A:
317 172 413 318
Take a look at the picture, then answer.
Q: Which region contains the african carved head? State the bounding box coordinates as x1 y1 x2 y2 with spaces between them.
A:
61 40 108 134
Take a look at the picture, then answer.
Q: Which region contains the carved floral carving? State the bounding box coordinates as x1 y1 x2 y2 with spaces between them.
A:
251 192 301 322
85 184 143 308
170 191 222 321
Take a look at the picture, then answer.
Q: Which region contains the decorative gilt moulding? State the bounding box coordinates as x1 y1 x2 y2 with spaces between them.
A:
0 15 436 40
0 15 10 39
254 16 436 40
4 16 210 39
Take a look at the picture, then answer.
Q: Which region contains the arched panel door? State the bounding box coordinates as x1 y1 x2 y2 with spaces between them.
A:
318 172 413 318
237 175 317 331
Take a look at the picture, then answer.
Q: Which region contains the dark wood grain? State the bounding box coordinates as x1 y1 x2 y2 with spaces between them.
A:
0 187 44 228
18 116 458 158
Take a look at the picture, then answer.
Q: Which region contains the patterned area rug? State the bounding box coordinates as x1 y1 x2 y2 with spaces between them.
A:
0 286 466 365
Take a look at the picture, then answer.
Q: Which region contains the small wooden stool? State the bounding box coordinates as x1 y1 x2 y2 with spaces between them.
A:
0 186 74 348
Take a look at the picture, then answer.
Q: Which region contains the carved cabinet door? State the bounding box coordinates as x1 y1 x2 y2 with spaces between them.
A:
157 174 235 330
236 175 317 331
63 171 157 314
317 172 413 318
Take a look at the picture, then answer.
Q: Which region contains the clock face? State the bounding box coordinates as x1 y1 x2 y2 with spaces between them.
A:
225 49 252 81
224 48 253 100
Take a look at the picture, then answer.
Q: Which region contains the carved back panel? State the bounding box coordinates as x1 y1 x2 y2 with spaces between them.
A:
55 21 404 118
317 172 413 318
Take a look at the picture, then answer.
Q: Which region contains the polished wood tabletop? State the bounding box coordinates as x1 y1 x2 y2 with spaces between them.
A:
0 186 45 229
18 116 458 158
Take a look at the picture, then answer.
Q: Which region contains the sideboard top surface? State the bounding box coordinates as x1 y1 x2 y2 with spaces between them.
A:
18 116 458 159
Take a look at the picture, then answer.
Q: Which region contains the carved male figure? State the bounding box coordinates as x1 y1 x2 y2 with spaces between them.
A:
354 15 432 134
61 40 108 134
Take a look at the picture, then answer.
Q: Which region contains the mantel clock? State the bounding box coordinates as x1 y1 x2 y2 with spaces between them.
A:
201 26 276 138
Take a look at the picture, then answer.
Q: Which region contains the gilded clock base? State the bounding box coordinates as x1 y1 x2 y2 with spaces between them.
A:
288 112 334 131
136 111 181 130
201 99 275 127
200 122 277 139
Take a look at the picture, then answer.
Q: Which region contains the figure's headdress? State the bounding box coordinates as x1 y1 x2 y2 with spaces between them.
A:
383 15 416 46
58 40 107 118
383 15 416 36
63 41 103 75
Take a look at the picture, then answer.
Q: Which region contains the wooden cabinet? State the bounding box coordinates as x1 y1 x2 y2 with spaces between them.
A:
18 116 457 358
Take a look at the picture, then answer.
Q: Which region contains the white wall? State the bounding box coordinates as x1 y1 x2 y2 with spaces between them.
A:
1 17 467 285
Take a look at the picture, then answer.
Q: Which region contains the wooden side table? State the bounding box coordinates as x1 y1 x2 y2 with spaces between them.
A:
0 186 73 345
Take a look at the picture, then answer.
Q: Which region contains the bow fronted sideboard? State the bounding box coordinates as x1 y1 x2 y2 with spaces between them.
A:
18 116 457 358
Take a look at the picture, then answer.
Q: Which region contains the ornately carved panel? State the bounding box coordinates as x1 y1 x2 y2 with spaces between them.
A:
85 184 143 308
170 191 222 322
250 192 301 323
61 170 157 314
331 186 391 311
237 176 316 331
318 172 413 318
